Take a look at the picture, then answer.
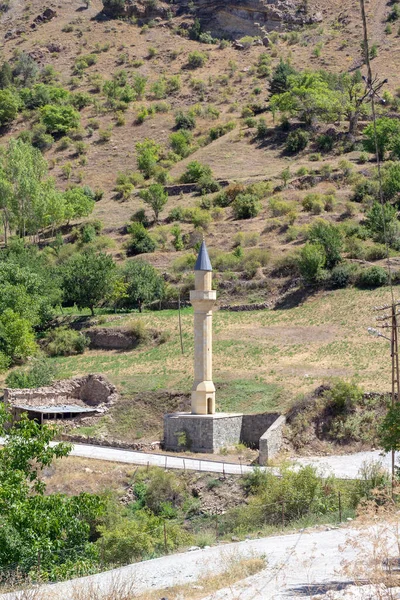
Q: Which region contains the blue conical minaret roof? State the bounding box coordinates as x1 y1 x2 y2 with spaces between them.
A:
194 240 212 271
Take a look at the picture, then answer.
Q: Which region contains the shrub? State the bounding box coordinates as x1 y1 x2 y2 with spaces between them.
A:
5 358 58 389
44 327 89 357
269 197 296 217
41 104 80 134
232 194 261 219
356 266 388 288
298 243 325 283
285 129 309 153
209 121 235 141
317 133 334 152
126 223 156 256
180 161 212 183
256 118 268 139
328 263 357 289
308 219 343 269
196 175 220 194
175 111 196 130
187 50 208 68
302 193 324 215
170 130 192 157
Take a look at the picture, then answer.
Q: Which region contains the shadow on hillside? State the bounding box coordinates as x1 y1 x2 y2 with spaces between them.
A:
288 580 361 596
274 286 318 310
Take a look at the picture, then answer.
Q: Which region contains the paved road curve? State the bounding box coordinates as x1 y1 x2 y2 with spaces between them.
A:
0 437 397 478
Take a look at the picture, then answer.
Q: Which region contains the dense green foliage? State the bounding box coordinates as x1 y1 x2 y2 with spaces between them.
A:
0 406 104 582
121 259 165 312
61 249 116 315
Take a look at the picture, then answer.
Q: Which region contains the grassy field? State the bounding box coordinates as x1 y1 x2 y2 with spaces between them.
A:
42 285 394 442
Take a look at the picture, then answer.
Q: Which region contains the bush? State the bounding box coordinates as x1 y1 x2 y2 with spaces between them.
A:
328 263 357 289
232 194 261 219
187 50 208 68
44 327 89 357
175 111 196 130
317 133 334 152
356 266 388 288
170 130 192 157
5 358 58 389
126 223 156 256
41 104 80 134
180 161 212 183
308 219 343 269
285 129 309 153
256 118 268 139
196 175 220 194
298 243 325 283
302 193 323 215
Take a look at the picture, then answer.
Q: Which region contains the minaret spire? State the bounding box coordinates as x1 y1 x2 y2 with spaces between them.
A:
190 240 216 415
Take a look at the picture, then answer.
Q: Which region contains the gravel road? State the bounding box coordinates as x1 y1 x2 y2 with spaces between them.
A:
1 523 398 600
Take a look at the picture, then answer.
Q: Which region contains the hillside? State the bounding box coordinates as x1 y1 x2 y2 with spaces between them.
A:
0 0 398 449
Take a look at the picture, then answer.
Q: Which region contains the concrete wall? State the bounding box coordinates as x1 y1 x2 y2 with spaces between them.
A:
259 415 286 466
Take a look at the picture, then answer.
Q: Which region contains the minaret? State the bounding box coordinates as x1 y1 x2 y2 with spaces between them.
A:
190 240 217 415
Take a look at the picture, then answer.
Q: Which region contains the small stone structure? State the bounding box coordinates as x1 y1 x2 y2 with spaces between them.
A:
163 242 285 462
259 415 286 465
4 374 118 424
164 411 285 461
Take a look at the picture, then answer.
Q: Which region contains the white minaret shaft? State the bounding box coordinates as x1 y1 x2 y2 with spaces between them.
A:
190 242 216 415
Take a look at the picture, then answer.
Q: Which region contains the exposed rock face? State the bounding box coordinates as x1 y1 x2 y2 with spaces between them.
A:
102 0 322 38
85 328 137 350
178 0 322 38
4 374 118 413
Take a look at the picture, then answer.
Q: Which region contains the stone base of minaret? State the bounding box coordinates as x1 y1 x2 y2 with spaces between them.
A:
163 412 243 453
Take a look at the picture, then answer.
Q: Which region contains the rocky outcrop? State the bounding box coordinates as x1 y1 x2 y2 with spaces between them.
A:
175 0 320 38
102 0 322 38
4 374 118 413
85 328 138 350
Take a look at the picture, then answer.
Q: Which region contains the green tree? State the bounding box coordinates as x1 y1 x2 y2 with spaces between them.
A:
381 162 400 201
63 187 95 222
269 59 297 96
62 250 116 315
336 71 370 134
0 61 12 89
1 139 49 238
363 117 400 161
136 138 161 179
0 308 37 364
379 404 400 453
122 259 165 312
270 72 341 126
140 184 168 222
365 201 399 246
308 219 343 269
0 89 19 126
0 405 103 580
14 52 39 86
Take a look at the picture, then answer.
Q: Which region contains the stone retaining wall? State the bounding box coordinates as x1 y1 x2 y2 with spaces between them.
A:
220 302 271 312
259 415 286 465
4 374 118 412
241 413 281 447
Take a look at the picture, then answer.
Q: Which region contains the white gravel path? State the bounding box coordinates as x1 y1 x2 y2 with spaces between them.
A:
1 524 398 600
